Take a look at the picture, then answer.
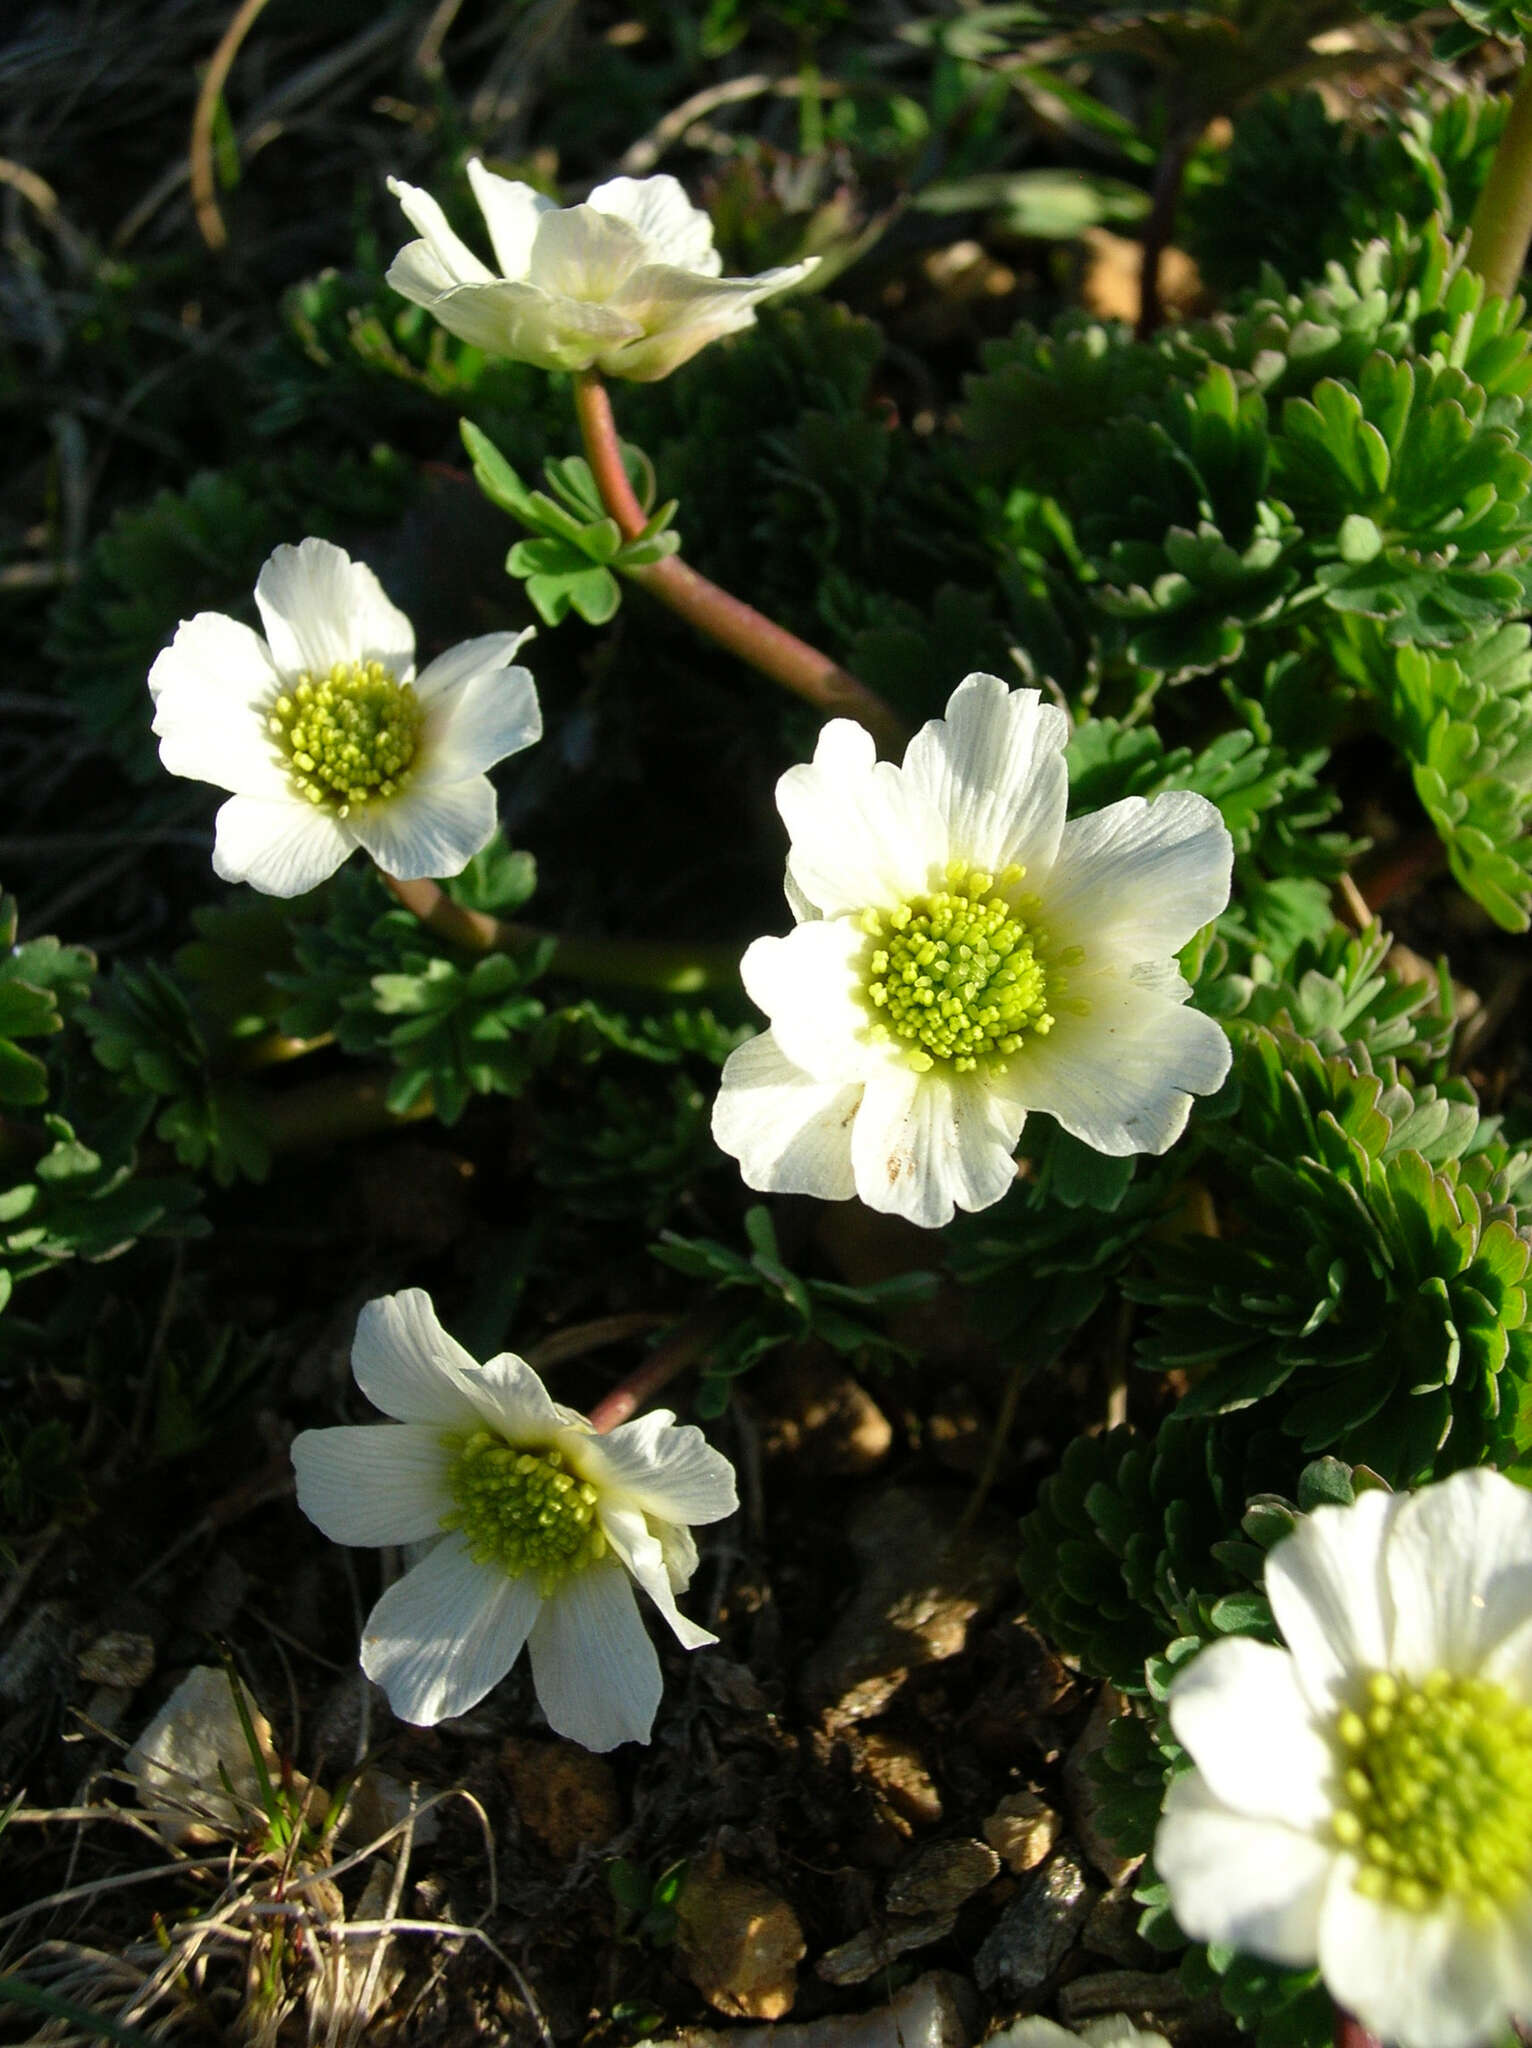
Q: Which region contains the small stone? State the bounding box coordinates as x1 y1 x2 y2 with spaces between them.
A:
802 1487 1015 1724
1056 1967 1198 2023
77 1631 155 1690
816 1913 957 1986
501 1736 621 1861
861 1730 942 1830
759 1353 894 1476
1082 1884 1152 1968
342 1768 441 1853
982 1790 1061 1874
885 1838 1000 1917
1064 1686 1141 1886
675 1854 806 2020
648 1970 977 2048
125 1665 279 1847
973 1843 1096 1999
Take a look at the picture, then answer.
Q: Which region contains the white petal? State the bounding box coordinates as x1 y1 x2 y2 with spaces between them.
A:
291 1424 451 1545
212 795 354 897
361 1535 540 1726
850 1067 1024 1229
581 1409 738 1526
1385 1466 1532 1680
527 204 646 299
657 1518 699 1591
1264 1490 1403 1717
465 160 554 278
413 628 535 706
1043 789 1234 962
739 923 871 1083
416 650 542 784
600 1504 717 1651
466 1351 573 1441
253 539 414 681
711 1030 860 1202
901 674 1070 882
601 264 815 380
1154 1769 1331 1966
1166 1638 1335 1830
351 1289 486 1427
148 613 287 798
386 174 496 285
587 174 720 272
347 776 496 881
1317 1869 1518 2048
778 720 946 918
526 1559 662 1751
994 968 1230 1157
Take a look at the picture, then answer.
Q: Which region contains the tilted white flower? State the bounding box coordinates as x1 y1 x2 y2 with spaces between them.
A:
711 672 1233 1229
1156 1468 1532 2048
148 537 541 898
291 1290 738 1751
386 161 818 381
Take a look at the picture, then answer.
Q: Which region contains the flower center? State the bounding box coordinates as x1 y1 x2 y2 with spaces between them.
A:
861 862 1056 1073
440 1431 607 1594
268 660 423 814
1332 1668 1532 1912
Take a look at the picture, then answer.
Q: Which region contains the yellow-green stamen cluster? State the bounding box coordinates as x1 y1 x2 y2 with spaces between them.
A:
862 861 1055 1073
441 1431 606 1594
268 660 422 813
1332 1668 1532 1912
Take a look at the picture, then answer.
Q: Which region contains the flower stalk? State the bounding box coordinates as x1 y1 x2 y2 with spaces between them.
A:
585 1307 729 1435
571 370 909 755
1467 56 1532 301
1333 2011 1383 2048
379 872 740 993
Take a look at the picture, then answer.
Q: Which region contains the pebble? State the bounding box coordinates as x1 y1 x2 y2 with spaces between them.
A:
860 1730 942 1830
675 1857 806 2020
76 1631 155 1689
650 1970 977 2048
1056 1967 1199 2023
801 1487 1015 1723
124 1664 278 1847
885 1837 1000 1917
815 1913 957 1986
758 1353 893 1476
982 1790 1061 1874
972 1843 1096 1998
1082 1884 1152 1967
1063 1685 1141 1886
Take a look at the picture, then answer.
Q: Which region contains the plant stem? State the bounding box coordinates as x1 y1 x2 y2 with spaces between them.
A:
1468 57 1532 301
1136 117 1195 340
1333 2008 1383 2048
571 369 909 755
585 1308 728 1434
263 1070 436 1152
379 873 740 993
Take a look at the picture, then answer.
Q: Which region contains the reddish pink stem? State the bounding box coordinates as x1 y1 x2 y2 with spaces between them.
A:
1334 2009 1384 2048
585 1310 727 1434
572 370 908 756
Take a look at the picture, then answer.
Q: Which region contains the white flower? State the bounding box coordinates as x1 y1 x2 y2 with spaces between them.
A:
291 1289 738 1751
711 673 1233 1229
386 162 817 381
148 537 541 898
1156 1468 1532 2048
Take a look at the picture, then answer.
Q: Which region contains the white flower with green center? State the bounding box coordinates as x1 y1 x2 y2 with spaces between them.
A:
711 672 1234 1229
1156 1468 1532 2048
290 1290 738 1750
386 162 818 382
147 537 541 897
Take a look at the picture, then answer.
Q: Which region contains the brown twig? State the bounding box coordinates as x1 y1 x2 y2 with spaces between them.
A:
572 371 909 755
189 0 273 252
1136 118 1195 339
378 873 740 992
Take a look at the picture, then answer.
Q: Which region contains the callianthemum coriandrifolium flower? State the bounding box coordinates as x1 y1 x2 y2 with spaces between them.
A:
291 1290 738 1750
1156 1468 1532 2048
386 162 818 382
712 674 1234 1229
148 539 541 897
